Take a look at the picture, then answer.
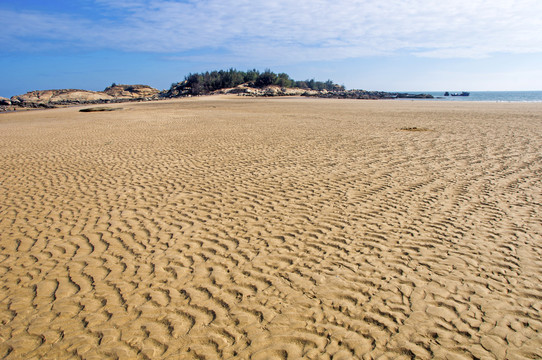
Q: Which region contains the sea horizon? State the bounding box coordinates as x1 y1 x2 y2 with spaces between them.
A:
398 90 542 102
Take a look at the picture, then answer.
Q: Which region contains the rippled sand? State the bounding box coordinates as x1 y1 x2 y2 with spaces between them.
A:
1 97 541 359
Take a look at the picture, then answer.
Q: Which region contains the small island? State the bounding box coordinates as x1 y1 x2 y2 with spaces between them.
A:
1 69 432 111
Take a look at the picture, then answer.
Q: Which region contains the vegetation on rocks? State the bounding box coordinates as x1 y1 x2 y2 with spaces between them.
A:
165 68 345 97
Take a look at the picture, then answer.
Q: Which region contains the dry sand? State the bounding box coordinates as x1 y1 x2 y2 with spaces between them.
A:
0 97 541 359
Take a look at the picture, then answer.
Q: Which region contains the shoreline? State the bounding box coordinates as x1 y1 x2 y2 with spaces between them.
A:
3 92 542 115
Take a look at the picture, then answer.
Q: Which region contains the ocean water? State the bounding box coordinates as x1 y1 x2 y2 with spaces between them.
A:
419 91 542 102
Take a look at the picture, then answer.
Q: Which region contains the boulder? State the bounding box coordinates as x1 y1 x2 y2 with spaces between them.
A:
9 97 21 105
0 97 11 106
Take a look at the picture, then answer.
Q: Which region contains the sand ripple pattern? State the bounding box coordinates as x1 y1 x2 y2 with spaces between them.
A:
1 99 541 359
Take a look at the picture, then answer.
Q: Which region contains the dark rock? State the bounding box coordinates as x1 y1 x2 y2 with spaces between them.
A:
302 89 433 100
9 97 21 105
396 93 434 99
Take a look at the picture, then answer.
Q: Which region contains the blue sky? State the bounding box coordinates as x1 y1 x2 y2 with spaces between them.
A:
2 0 542 97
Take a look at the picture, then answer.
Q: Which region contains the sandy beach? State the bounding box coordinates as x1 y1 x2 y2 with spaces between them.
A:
0 97 541 359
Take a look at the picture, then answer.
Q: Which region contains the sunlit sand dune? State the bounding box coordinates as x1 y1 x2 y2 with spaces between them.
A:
1 97 541 359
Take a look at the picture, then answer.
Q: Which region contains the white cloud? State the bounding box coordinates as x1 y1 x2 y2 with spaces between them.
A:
2 0 542 61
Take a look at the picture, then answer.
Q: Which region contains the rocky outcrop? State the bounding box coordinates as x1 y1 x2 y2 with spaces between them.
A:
302 89 434 100
11 89 113 106
396 93 434 99
210 85 433 99
212 86 433 99
6 85 161 110
158 80 434 100
103 84 160 99
164 82 316 98
162 80 192 98
215 85 309 97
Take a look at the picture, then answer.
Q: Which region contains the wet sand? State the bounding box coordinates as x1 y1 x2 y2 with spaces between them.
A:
1 97 541 359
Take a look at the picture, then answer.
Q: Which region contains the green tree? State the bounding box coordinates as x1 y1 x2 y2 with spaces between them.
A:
167 68 343 96
255 69 277 87
276 73 293 87
244 69 260 83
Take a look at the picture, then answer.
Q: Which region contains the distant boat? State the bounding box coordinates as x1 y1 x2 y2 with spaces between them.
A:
450 91 470 96
444 92 450 96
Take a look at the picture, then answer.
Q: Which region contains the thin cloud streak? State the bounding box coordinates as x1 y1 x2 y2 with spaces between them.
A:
2 0 542 61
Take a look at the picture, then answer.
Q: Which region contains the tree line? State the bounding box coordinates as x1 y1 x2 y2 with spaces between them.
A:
170 68 344 96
